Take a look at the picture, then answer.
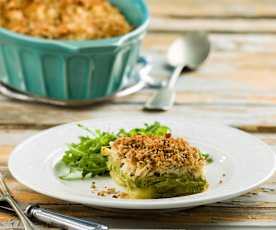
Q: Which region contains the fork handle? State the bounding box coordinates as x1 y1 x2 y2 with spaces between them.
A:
5 196 36 230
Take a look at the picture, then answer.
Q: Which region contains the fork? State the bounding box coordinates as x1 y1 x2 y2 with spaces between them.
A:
0 172 36 230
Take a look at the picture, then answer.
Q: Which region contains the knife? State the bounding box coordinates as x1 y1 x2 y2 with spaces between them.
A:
0 202 108 230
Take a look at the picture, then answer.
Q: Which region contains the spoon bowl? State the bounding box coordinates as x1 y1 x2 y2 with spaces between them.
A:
167 31 210 69
144 31 211 111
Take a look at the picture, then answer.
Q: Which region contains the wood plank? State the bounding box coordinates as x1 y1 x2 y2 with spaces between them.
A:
20 205 276 229
0 101 91 128
2 102 276 130
0 130 37 145
144 33 276 52
2 213 276 230
148 0 276 18
150 17 276 34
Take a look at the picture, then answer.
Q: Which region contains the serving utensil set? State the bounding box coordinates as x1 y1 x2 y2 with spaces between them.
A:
0 172 108 230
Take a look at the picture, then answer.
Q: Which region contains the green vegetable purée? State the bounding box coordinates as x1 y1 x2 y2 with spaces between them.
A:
108 157 208 199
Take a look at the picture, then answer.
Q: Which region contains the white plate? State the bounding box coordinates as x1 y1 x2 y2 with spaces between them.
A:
8 117 276 210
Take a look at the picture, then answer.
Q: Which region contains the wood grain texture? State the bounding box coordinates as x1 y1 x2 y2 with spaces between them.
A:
148 0 276 18
150 17 276 34
2 0 276 228
147 1 276 34
3 102 276 130
144 33 276 52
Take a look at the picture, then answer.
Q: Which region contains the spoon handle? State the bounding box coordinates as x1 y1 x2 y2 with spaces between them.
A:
168 65 184 89
144 65 183 111
144 88 176 111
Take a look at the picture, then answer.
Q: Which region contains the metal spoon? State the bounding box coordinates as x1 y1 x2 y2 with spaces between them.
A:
144 31 210 111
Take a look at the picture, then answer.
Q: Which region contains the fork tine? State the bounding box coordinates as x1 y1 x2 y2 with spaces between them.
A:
0 172 10 196
0 171 36 229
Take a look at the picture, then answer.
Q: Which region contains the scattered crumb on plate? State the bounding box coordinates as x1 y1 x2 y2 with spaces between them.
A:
91 182 128 199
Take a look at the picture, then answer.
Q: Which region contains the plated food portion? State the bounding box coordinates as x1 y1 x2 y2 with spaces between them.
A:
9 117 276 209
0 0 132 40
60 122 210 199
107 135 208 199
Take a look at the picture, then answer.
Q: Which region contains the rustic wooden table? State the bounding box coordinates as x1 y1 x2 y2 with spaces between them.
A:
2 0 276 229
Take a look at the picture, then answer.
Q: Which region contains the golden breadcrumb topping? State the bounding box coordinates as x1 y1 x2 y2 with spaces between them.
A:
111 135 205 177
0 0 132 40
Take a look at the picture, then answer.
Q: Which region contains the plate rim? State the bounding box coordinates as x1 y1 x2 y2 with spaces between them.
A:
8 117 276 209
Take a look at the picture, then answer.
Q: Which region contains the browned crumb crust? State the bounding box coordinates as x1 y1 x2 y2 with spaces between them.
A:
0 0 132 40
111 135 205 177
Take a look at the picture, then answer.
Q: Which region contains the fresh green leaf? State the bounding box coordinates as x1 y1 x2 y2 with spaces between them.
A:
200 152 214 164
60 122 170 180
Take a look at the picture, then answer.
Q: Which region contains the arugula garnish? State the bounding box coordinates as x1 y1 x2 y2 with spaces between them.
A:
200 152 214 164
61 122 170 179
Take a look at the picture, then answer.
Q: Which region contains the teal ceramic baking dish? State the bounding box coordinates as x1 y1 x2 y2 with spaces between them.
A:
0 0 149 100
